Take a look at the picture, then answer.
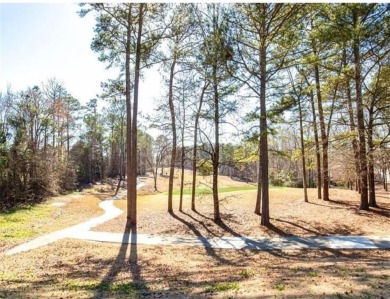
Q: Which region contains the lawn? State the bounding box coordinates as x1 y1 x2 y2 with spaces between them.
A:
170 185 258 196
97 173 390 238
0 174 389 298
1 239 389 298
0 184 110 252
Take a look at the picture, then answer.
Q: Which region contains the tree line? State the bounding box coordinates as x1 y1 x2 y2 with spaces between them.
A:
1 4 389 227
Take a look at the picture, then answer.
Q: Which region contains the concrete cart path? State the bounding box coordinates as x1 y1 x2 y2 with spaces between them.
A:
6 183 390 255
72 231 390 251
6 184 143 256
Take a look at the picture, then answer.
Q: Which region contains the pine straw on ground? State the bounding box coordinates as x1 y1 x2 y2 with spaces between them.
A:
1 175 389 298
0 239 389 298
95 174 390 238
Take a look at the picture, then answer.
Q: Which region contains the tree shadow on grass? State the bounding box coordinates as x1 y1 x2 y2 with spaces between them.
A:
262 222 352 259
366 207 390 217
327 199 390 218
180 210 218 237
180 210 242 238
180 209 357 259
275 216 367 236
192 209 214 221
308 199 390 219
214 218 243 238
181 210 311 259
272 219 318 235
307 201 351 210
93 221 147 298
328 199 358 207
169 211 235 265
3 246 390 298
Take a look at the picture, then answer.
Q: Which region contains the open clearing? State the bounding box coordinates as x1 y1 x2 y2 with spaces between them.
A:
96 172 390 238
1 173 389 298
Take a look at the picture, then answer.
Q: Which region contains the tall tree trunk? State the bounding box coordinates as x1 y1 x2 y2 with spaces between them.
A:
179 95 185 212
66 101 70 158
298 96 308 202
259 32 270 226
168 55 177 213
44 125 47 156
125 5 133 220
302 71 322 199
343 47 361 195
153 165 158 191
353 11 369 210
99 138 105 180
129 3 144 224
255 158 261 215
255 18 263 217
367 108 377 207
309 90 322 199
115 115 125 196
212 63 221 222
313 48 329 201
52 97 56 153
179 155 184 212
191 82 208 211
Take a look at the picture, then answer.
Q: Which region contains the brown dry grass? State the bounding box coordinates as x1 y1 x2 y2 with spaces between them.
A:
0 239 389 298
96 173 390 239
0 183 113 253
137 170 254 195
1 175 389 298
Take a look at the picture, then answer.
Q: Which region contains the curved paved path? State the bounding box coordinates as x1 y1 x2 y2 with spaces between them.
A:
72 231 390 251
6 189 129 255
6 183 390 255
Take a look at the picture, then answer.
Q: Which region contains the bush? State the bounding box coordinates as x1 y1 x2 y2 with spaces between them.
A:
197 159 213 176
270 171 301 187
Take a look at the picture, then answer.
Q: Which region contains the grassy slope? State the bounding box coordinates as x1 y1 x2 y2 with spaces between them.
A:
1 204 55 240
170 185 258 196
0 186 110 252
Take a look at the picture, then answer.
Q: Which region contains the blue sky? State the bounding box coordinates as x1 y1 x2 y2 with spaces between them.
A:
0 3 161 111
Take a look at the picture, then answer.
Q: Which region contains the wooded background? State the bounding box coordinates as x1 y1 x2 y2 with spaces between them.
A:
0 4 389 225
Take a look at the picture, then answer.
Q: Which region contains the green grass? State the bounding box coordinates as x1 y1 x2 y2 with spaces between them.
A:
238 269 256 278
168 184 287 196
336 266 351 276
64 280 147 294
274 283 285 291
205 282 239 293
307 271 319 277
170 185 257 196
0 204 55 242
